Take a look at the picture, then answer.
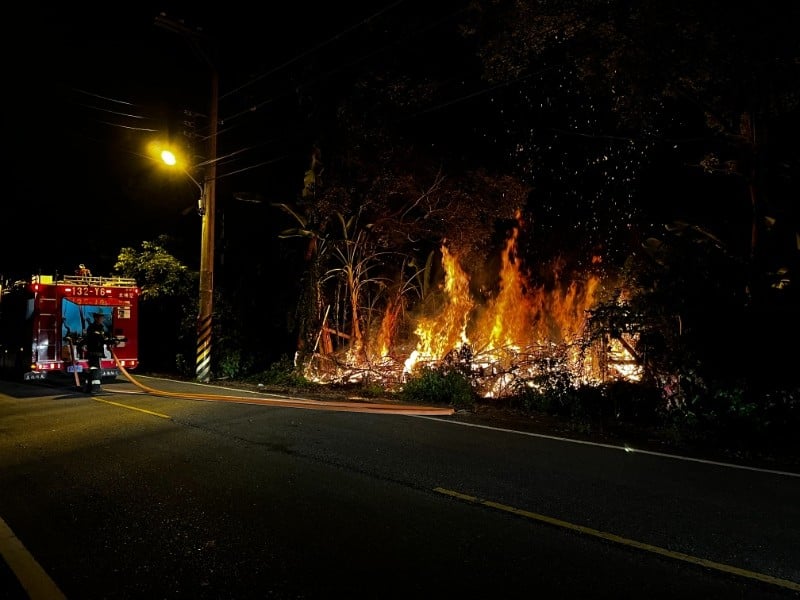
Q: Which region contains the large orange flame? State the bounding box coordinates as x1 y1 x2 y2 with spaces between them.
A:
401 217 611 395
403 245 474 374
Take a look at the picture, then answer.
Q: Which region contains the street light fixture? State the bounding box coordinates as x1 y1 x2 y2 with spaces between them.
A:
160 149 206 216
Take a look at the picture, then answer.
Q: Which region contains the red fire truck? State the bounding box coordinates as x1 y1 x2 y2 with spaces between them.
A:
0 272 139 382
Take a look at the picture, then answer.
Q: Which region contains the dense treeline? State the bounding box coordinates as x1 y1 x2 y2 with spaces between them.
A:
115 1 798 451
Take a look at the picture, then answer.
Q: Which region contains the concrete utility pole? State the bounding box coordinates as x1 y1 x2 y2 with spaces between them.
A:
196 69 218 383
155 13 218 382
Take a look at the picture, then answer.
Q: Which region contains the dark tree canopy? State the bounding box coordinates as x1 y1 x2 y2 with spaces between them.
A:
459 0 798 288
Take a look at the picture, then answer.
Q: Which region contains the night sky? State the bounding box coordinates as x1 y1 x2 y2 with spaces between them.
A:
6 1 462 277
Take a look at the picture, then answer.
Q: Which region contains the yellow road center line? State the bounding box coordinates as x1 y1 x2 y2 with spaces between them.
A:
92 397 171 419
434 487 800 592
0 516 66 600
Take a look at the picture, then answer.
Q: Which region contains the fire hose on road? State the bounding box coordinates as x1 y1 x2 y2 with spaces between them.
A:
110 350 455 416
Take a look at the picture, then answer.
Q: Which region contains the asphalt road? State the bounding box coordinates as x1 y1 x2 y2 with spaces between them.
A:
1 375 798 599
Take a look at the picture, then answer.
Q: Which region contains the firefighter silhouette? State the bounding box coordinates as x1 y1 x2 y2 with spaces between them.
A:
83 312 107 392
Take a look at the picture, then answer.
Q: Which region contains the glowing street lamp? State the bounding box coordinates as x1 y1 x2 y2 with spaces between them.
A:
160 150 206 215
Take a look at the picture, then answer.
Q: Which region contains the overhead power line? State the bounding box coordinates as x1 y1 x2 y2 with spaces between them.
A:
219 0 407 102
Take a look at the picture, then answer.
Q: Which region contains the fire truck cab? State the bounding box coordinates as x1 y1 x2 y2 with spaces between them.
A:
0 273 139 382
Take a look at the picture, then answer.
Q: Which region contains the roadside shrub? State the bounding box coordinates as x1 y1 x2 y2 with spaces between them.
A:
565 384 605 421
356 381 389 398
217 348 255 380
248 354 311 388
760 387 800 431
510 377 663 426
174 353 193 378
595 380 663 424
508 355 575 414
510 385 555 413
665 381 800 451
400 366 475 408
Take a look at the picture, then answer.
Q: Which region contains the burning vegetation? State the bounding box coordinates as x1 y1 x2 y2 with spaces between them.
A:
303 212 641 398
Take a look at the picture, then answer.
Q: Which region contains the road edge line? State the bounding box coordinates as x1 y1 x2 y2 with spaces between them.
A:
0 516 67 600
433 486 800 593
